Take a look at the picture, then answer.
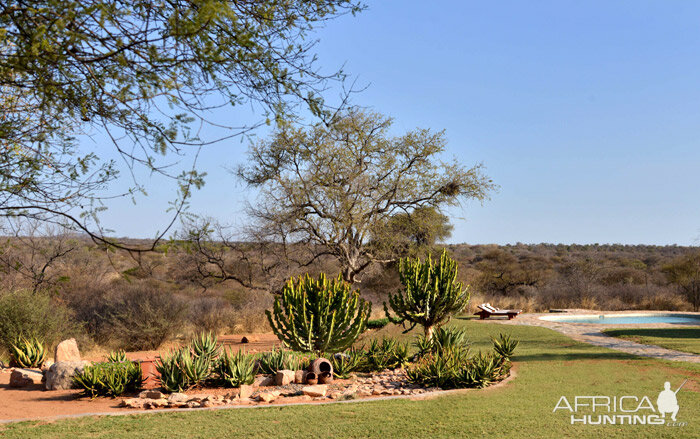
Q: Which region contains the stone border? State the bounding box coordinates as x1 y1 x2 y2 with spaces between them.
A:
0 368 517 425
479 309 700 363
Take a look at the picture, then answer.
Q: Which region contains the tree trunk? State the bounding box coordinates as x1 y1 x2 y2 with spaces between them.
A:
424 325 434 341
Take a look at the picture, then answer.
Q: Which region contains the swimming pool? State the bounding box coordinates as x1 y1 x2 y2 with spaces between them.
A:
540 313 700 325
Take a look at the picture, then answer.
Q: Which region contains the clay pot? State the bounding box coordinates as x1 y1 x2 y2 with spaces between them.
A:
308 358 333 377
319 372 333 384
306 372 318 385
139 358 161 389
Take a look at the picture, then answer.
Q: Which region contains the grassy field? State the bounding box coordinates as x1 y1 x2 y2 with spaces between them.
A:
1 320 698 439
603 327 700 355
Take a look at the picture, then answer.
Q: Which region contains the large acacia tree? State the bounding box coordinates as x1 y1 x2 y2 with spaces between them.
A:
239 109 496 283
0 0 362 249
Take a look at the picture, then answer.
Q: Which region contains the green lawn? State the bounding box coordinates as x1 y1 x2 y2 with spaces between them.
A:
602 327 700 355
2 320 698 439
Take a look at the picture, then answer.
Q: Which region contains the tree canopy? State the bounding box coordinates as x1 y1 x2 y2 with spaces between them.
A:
0 0 362 248
239 109 496 283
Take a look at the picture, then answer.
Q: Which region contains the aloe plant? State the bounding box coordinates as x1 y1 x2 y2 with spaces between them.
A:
73 361 142 398
330 347 364 379
255 346 302 375
492 333 519 360
106 349 128 363
216 349 256 387
9 335 47 368
190 331 221 361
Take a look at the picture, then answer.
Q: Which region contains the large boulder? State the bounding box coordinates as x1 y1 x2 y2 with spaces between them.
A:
54 339 81 363
302 384 328 398
45 361 88 390
9 368 44 387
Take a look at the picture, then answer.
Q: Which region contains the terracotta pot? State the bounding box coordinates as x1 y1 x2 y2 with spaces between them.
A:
306 372 318 385
308 358 333 377
319 372 333 384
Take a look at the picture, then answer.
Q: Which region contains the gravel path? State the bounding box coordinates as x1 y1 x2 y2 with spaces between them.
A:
480 310 700 363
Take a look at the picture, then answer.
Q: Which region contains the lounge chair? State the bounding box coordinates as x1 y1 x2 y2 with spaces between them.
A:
474 303 522 320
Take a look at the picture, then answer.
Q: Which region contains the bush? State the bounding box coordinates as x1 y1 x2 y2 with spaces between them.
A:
255 347 302 375
215 349 256 387
9 335 47 368
78 284 188 350
0 289 81 352
366 318 390 330
266 273 371 354
73 361 142 398
360 338 410 372
330 347 364 379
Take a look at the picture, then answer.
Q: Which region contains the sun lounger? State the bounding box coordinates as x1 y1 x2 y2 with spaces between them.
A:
474 303 522 320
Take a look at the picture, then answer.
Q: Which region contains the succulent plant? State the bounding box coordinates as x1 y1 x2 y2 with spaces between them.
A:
216 349 256 387
9 335 47 368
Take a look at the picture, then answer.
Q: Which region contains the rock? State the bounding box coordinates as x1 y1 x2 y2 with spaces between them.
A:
253 375 276 387
258 391 278 403
302 384 328 398
9 369 44 387
241 336 249 343
120 398 144 409
186 401 201 408
275 369 295 386
167 393 189 404
45 361 88 390
54 339 81 363
239 384 254 399
139 390 165 399
294 369 307 384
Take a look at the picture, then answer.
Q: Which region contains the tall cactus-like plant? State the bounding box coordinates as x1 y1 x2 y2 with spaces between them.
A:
384 250 470 340
266 273 371 354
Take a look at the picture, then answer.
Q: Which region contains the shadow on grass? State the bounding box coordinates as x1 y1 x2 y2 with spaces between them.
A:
513 350 638 362
603 328 700 339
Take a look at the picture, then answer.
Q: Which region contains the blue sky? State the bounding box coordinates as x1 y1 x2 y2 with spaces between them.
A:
99 1 700 245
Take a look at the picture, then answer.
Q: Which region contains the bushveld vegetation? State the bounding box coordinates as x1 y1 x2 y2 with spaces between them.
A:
0 229 697 357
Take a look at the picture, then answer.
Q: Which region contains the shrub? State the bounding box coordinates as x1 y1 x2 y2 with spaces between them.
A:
415 326 470 358
0 289 81 351
366 318 389 330
155 348 212 392
384 250 470 340
330 347 364 379
9 335 47 368
189 332 221 361
79 284 188 350
256 347 302 375
73 361 142 398
266 273 371 354
360 338 410 372
215 349 256 387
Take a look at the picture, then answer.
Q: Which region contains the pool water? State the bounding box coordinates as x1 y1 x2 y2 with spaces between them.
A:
540 314 700 325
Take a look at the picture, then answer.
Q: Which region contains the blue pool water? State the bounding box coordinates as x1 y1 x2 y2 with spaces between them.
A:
541 314 700 325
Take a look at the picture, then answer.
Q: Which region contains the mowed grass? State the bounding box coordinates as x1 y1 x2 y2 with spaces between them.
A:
1 319 699 439
603 327 700 355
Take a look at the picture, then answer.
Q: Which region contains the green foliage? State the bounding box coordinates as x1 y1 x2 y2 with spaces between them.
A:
0 289 80 351
215 349 256 388
106 349 127 363
407 333 518 389
384 250 470 339
155 340 215 393
492 333 519 360
414 326 470 358
266 273 371 354
190 332 221 361
330 348 364 379
662 252 700 311
366 318 390 330
360 338 410 372
255 347 303 375
73 362 142 398
9 335 47 368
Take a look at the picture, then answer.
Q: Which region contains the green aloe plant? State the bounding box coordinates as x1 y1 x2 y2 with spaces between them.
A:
190 331 221 361
216 349 256 387
9 335 47 368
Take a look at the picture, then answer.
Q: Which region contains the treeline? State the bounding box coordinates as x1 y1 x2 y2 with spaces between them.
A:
0 236 698 357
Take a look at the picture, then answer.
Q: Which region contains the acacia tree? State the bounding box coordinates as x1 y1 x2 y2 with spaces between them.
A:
0 1 363 249
239 109 495 283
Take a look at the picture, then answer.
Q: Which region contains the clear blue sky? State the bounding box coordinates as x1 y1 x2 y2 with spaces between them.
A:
99 0 700 245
